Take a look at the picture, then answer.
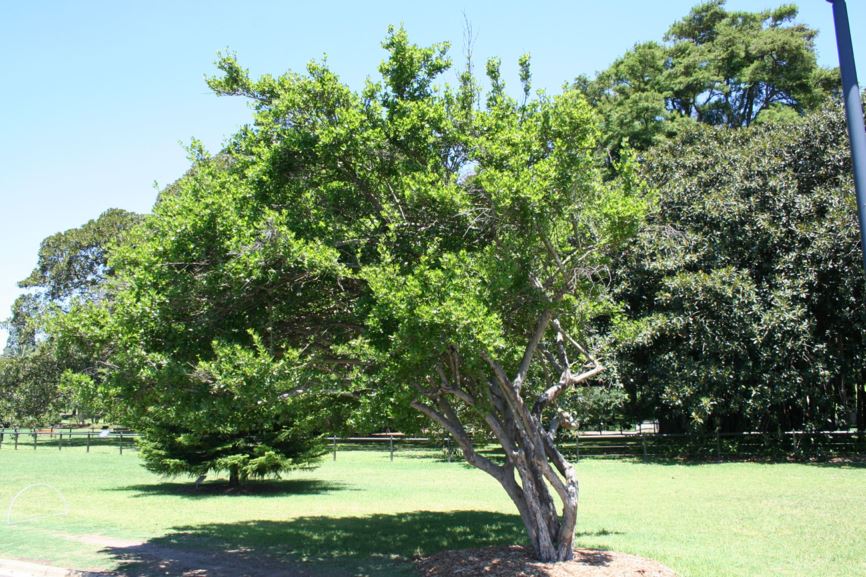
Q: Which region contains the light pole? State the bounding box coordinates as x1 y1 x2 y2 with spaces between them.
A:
828 0 866 273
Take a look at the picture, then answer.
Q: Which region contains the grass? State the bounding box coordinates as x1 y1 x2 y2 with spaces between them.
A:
0 444 865 577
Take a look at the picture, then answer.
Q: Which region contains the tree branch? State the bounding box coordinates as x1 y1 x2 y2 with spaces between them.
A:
411 397 503 480
513 309 554 392
533 364 605 417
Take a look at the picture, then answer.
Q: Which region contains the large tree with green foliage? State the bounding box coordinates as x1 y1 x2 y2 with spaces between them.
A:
610 104 866 436
73 29 644 560
577 0 837 151
53 151 334 485
0 209 142 424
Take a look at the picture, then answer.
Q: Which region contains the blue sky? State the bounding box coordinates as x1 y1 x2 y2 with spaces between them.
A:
1 0 865 349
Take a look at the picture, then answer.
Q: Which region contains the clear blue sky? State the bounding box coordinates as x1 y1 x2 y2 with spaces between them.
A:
1 1 864 349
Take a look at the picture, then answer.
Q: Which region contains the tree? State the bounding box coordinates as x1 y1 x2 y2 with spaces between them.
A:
19 208 143 305
610 104 866 436
2 294 41 356
61 143 345 484
1 293 63 424
0 345 63 425
96 27 643 559
0 209 142 424
578 0 837 151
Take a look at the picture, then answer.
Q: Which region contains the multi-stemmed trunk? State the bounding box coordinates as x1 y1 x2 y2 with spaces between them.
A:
411 313 602 562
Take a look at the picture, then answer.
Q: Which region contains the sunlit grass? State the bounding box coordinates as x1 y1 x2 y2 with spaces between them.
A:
0 445 864 576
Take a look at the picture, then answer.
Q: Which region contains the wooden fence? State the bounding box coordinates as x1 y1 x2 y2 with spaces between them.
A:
326 430 865 461
0 427 138 454
1 427 862 460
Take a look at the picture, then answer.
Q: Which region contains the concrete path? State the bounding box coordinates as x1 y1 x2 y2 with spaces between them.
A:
0 559 87 577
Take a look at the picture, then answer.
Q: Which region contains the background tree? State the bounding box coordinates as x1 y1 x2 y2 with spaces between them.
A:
19 208 143 306
610 104 866 436
577 0 837 151
0 209 142 425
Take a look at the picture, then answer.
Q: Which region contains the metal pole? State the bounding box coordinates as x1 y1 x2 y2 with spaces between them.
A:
829 0 866 273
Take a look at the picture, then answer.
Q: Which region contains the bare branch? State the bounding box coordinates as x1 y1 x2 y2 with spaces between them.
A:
481 350 513 390
554 326 569 369
443 386 477 406
411 398 503 479
552 319 598 365
540 345 564 375
535 224 568 286
533 364 605 417
513 309 554 392
566 364 605 386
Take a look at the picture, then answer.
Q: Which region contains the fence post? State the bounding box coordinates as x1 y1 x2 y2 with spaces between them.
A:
332 436 337 461
641 430 647 460
574 431 580 462
59 431 62 450
389 435 394 462
14 429 19 450
33 431 37 450
119 432 124 455
715 429 722 462
1 427 4 449
87 432 90 453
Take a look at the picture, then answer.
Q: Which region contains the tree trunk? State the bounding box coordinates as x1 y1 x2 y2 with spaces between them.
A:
228 464 240 487
410 316 601 563
508 455 578 562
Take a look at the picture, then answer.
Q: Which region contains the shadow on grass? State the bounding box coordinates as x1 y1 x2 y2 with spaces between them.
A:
111 478 350 499
595 454 866 468
799 456 866 469
90 511 621 577
91 511 623 576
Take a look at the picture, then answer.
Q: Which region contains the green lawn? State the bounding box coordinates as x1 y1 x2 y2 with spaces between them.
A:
0 445 864 577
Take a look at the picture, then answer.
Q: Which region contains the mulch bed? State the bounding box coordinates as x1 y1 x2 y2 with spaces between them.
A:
416 545 678 577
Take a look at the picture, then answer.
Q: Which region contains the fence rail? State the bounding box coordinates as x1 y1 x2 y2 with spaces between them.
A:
326 429 865 461
0 427 139 454
1 427 862 460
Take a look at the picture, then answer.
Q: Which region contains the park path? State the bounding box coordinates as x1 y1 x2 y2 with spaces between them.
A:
0 558 82 577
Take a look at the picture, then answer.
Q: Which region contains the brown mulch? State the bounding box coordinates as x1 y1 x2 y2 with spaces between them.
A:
416 545 678 577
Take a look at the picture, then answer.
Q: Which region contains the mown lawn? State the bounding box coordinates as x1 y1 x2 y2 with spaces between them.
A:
0 444 864 576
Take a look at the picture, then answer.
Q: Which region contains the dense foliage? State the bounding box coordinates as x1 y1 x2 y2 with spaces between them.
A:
56 27 645 558
577 0 836 151
611 104 866 435
54 149 334 484
0 209 142 424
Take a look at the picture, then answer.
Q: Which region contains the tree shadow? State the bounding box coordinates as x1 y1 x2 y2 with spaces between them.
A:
600 454 866 468
798 456 866 469
110 478 350 499
577 528 623 539
91 510 568 577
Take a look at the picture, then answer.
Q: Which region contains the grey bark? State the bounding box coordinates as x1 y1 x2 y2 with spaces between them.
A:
411 315 602 562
